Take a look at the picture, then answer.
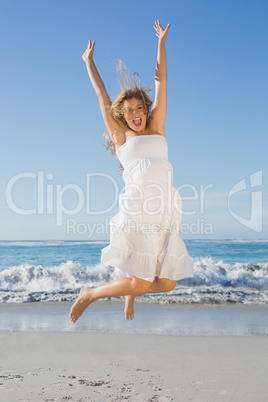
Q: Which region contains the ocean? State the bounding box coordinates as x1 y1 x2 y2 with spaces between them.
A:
1 239 267 306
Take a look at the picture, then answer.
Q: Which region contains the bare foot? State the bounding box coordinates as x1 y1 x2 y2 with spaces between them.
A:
124 296 135 320
70 287 93 323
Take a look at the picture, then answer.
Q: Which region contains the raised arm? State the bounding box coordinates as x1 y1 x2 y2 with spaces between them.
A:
82 40 125 146
150 20 171 136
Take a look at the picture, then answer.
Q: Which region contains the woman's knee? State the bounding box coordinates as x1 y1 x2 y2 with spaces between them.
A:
166 280 177 292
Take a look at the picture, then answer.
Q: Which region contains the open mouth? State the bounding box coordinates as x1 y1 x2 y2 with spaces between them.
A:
133 118 142 128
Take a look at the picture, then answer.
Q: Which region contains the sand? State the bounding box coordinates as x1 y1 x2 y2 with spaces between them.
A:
1 301 268 336
1 331 268 402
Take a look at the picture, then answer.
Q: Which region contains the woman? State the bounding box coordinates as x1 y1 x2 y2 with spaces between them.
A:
70 20 193 323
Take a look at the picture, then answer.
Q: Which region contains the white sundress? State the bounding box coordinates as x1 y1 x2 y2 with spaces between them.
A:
101 134 194 282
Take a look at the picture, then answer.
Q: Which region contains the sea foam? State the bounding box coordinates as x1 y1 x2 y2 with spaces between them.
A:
1 257 267 304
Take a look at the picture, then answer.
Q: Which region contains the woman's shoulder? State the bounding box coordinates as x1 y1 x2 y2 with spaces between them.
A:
146 116 165 137
110 130 126 150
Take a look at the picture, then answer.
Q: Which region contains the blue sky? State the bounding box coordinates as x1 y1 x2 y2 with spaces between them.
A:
1 0 267 240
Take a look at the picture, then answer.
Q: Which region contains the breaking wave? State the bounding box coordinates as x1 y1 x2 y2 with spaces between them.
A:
1 257 267 304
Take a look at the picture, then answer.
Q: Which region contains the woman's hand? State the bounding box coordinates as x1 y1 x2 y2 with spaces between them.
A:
154 20 171 43
82 39 96 64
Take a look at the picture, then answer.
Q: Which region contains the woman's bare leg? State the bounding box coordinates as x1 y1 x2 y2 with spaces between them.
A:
148 277 177 293
70 276 153 323
124 295 136 320
124 277 177 320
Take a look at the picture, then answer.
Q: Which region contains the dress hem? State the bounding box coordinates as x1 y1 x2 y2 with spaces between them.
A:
101 245 194 282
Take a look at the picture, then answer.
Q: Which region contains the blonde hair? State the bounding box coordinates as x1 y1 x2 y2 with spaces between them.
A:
104 60 153 159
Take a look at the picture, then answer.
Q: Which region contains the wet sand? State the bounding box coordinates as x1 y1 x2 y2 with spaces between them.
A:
1 300 268 336
1 302 268 401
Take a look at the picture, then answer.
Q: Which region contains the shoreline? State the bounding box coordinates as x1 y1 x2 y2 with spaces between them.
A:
1 332 268 401
1 301 268 336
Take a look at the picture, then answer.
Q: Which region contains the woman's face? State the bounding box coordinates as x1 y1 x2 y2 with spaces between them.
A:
122 98 147 132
